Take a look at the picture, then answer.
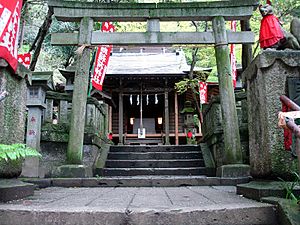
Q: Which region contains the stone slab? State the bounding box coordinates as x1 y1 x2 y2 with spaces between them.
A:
52 165 93 178
0 179 35 202
237 181 300 201
23 176 250 188
0 186 277 225
216 164 250 178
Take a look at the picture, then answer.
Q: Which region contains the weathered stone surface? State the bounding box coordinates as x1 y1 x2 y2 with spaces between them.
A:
262 197 300 225
0 159 23 178
0 179 35 202
216 164 250 178
67 17 93 164
52 165 92 178
0 186 277 225
242 51 300 178
48 0 259 22
212 16 242 165
39 141 99 178
237 181 300 201
0 65 28 144
202 92 249 168
23 176 251 188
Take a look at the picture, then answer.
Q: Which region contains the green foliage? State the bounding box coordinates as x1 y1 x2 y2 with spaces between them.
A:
0 144 41 161
278 172 300 203
175 78 199 95
175 71 210 95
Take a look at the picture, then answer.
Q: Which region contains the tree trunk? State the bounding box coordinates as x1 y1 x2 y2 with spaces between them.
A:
29 9 53 71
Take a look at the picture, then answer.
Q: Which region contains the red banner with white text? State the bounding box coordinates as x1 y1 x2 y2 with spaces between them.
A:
92 22 115 91
199 81 208 104
18 52 31 68
0 0 23 72
230 20 237 88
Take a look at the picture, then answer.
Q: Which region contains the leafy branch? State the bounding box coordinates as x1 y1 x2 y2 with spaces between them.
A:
0 144 41 161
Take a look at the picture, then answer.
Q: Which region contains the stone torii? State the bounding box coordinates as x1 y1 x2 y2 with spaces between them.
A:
48 0 259 176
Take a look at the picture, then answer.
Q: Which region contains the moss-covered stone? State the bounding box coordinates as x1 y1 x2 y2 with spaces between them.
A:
0 66 27 144
0 159 23 178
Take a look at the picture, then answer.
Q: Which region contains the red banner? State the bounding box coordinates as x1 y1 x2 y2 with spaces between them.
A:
18 52 31 68
199 81 208 104
0 0 23 72
230 20 237 88
92 22 115 91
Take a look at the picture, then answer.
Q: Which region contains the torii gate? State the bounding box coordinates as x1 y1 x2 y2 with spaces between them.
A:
48 0 258 172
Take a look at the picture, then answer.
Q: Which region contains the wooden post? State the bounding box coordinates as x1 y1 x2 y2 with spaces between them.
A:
164 86 170 145
108 106 112 133
241 20 252 71
67 17 93 164
174 91 179 145
118 91 124 145
212 16 242 164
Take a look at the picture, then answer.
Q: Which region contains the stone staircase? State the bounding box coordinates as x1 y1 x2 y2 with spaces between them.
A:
97 145 214 177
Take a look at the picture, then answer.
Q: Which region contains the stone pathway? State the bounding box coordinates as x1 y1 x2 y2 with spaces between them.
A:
0 186 277 225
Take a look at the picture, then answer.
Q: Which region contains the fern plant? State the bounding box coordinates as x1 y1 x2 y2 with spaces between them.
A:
0 144 41 161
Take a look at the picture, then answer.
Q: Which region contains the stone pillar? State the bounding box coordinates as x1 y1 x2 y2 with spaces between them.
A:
59 100 68 124
0 60 28 144
22 106 44 177
45 99 53 123
67 17 93 164
164 88 170 145
118 91 124 145
243 51 300 177
85 103 96 129
212 16 246 177
241 20 252 71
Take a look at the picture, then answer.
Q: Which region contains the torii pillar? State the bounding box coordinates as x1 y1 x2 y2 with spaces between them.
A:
212 16 249 177
67 17 93 164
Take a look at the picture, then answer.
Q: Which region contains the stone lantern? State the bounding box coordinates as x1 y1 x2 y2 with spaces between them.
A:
181 101 196 141
22 71 54 177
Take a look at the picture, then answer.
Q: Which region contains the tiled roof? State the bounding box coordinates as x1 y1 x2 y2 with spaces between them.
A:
107 50 190 75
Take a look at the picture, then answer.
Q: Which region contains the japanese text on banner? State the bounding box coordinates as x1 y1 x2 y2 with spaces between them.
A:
92 22 115 91
0 0 23 72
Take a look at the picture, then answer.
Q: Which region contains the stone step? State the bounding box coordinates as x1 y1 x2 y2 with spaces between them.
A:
0 185 277 225
109 145 200 152
99 167 211 176
107 152 202 160
22 176 250 188
105 159 205 168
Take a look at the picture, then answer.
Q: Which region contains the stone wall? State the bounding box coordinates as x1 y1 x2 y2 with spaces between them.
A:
242 51 300 178
0 61 30 144
202 92 249 168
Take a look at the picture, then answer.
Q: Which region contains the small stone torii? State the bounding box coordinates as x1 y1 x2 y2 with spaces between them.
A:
48 0 258 175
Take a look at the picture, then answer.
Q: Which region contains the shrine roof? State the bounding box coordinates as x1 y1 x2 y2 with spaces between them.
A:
107 49 190 75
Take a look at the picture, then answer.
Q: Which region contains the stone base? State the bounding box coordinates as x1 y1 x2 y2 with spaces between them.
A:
21 157 45 178
237 181 300 201
0 179 35 202
52 165 93 178
216 164 250 178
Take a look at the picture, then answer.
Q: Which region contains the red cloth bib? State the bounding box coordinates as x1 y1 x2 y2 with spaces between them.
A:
259 14 284 48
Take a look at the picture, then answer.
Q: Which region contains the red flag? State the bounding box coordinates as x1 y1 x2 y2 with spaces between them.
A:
199 81 208 104
92 22 115 91
0 0 23 72
230 20 237 88
18 52 31 68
